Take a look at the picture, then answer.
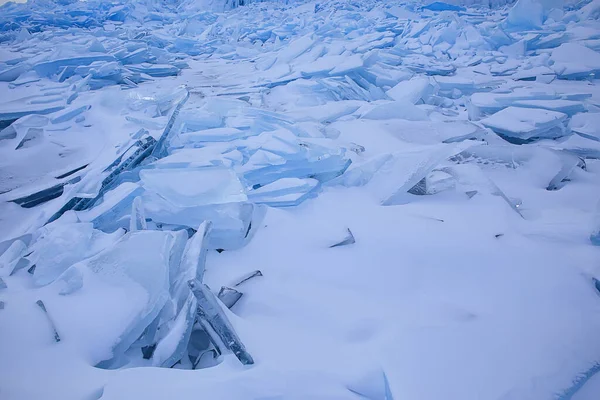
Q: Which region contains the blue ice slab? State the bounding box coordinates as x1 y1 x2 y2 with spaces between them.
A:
243 154 351 188
127 64 180 78
422 2 465 12
481 107 569 143
51 105 91 124
247 177 320 207
33 55 116 78
0 104 65 122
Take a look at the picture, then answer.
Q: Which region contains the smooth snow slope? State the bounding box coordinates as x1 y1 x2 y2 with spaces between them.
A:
1 0 600 399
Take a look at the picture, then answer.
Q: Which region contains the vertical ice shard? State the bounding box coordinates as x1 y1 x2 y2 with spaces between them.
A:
150 88 190 161
151 222 212 367
233 270 263 287
36 300 61 343
546 153 585 191
0 240 27 277
330 228 356 248
218 287 243 309
188 279 254 365
129 197 147 231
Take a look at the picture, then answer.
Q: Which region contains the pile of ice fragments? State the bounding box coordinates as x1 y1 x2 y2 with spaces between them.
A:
1 0 600 389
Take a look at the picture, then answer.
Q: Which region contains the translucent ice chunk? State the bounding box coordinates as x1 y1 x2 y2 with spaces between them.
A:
129 196 147 231
247 177 320 207
0 239 27 277
188 280 254 365
140 167 247 208
570 113 600 141
33 55 116 78
53 230 186 366
368 142 477 206
57 266 84 296
546 152 585 191
31 223 124 286
50 105 91 124
481 107 568 143
178 127 252 144
408 170 456 195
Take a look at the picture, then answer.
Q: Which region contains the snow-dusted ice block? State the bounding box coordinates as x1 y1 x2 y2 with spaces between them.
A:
367 142 477 205
127 64 180 77
386 77 434 104
33 55 116 78
49 230 186 366
247 177 320 207
140 167 247 208
0 103 65 122
31 223 124 286
550 43 600 80
481 107 568 143
0 239 27 277
570 113 600 141
178 127 251 144
242 153 351 188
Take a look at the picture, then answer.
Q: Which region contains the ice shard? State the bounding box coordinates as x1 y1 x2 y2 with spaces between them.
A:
36 300 61 343
129 197 147 231
233 270 263 287
188 280 254 365
218 287 243 309
0 239 27 277
330 228 356 248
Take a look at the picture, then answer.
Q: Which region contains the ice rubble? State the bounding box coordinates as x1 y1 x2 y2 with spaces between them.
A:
1 0 600 398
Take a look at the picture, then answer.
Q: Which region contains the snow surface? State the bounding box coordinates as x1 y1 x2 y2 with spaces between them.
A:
1 0 600 399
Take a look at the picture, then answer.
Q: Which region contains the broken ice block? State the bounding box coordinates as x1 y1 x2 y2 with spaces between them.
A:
408 170 456 195
31 223 124 286
57 230 186 367
247 178 320 207
546 152 585 191
330 228 356 248
570 113 600 142
481 107 568 144
218 287 243 309
140 167 247 208
188 280 254 365
0 277 6 290
57 266 84 296
129 197 147 231
33 55 116 78
550 43 600 80
0 239 27 277
368 142 477 206
386 77 434 104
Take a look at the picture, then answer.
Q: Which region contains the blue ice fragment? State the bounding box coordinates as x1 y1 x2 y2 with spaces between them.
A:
150 88 190 160
36 300 61 343
188 280 254 365
422 2 465 12
129 196 147 231
0 104 65 122
51 105 91 124
0 63 27 82
245 155 351 187
247 177 320 207
127 64 180 78
33 55 116 78
0 277 6 290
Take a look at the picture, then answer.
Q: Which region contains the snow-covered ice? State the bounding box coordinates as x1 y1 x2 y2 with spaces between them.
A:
1 0 600 398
